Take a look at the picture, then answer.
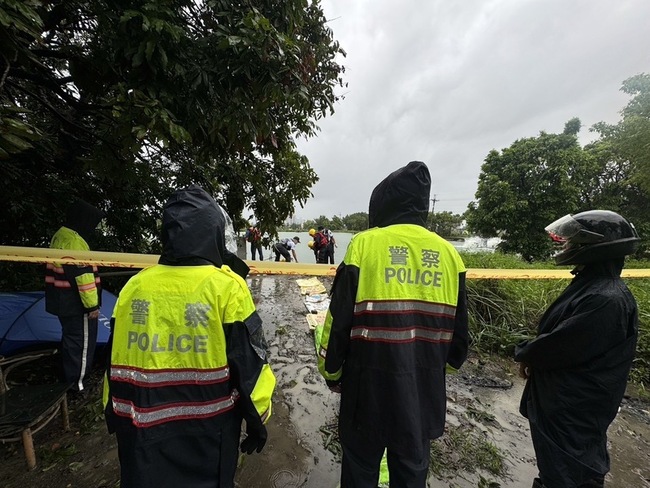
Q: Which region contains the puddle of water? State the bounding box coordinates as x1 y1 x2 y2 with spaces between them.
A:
251 274 341 487
606 407 650 487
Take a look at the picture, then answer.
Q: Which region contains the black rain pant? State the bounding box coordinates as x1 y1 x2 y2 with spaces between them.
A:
273 243 292 262
340 434 430 488
533 477 604 488
250 242 263 260
316 248 329 264
115 414 241 488
58 313 97 391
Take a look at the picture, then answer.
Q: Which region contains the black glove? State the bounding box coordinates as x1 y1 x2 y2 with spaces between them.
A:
240 423 268 454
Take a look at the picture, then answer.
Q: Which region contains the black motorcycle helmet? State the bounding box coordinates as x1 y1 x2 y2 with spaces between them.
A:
545 210 640 265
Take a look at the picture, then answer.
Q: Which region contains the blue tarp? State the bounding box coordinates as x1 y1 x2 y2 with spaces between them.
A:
0 290 116 356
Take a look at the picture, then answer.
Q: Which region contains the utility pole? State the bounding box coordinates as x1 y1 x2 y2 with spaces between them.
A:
430 195 438 214
430 195 438 233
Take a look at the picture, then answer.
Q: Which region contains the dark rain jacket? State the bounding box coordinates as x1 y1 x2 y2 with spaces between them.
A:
318 161 469 457
515 260 638 488
103 185 275 488
45 199 104 317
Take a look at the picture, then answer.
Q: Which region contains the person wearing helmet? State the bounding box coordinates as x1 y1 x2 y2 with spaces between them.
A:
307 240 318 263
515 210 640 488
311 226 331 264
308 228 321 262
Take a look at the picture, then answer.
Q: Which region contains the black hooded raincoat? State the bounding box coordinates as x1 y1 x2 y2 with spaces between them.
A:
515 260 638 488
320 161 469 458
104 186 273 488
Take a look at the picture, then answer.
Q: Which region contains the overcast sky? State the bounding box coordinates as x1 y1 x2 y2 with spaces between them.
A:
291 0 650 220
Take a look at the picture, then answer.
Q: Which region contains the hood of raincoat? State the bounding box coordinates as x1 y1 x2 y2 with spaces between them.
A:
63 199 104 241
368 161 431 228
159 185 249 277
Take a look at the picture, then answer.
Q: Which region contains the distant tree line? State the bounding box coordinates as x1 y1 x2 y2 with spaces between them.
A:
284 212 369 233
282 211 465 236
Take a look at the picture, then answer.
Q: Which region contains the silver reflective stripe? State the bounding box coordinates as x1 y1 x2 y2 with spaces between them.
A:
350 326 453 343
260 407 270 424
112 390 240 427
78 313 90 391
354 300 456 317
110 366 229 385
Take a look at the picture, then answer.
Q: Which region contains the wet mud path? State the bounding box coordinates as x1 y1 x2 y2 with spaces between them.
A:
0 275 649 487
240 274 650 488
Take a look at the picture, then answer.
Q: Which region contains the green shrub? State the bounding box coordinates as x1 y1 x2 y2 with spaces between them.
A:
627 279 650 385
462 252 650 385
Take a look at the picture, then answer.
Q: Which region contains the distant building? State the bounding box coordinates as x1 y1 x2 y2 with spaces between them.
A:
284 216 305 227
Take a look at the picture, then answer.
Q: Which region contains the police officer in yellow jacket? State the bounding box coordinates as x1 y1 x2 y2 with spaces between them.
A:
318 161 469 488
45 199 104 391
104 185 276 488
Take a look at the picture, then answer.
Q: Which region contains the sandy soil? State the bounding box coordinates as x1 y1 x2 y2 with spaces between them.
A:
1 274 649 488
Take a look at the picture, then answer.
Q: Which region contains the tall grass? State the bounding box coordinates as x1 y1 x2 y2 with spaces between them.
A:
462 252 650 385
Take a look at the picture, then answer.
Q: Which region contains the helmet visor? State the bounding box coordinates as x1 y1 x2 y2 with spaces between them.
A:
218 205 238 253
545 214 605 245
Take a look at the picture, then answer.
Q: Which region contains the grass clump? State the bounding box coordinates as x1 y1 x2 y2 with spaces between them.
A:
429 424 506 479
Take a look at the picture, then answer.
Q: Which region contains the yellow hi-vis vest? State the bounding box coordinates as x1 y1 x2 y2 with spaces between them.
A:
105 264 274 428
318 224 466 382
46 226 101 314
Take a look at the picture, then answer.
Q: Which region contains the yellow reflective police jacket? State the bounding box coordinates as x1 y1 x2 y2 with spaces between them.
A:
45 226 101 316
318 223 469 455
104 264 275 432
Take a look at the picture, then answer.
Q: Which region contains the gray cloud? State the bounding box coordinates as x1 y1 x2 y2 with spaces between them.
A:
294 0 650 219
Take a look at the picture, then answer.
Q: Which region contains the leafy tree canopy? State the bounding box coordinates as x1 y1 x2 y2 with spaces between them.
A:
427 211 465 238
341 212 368 232
0 0 345 252
466 122 591 261
590 73 650 247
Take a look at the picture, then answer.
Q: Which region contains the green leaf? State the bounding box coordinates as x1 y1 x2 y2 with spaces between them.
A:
0 133 34 151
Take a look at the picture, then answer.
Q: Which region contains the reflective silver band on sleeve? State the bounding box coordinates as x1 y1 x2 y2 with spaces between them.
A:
354 299 456 317
350 326 453 343
112 390 240 427
110 365 230 386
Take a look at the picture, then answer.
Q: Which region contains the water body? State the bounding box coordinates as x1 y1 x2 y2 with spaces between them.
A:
243 231 352 264
247 231 500 264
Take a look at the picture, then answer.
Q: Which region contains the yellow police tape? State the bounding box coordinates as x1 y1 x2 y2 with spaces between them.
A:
1 245 649 279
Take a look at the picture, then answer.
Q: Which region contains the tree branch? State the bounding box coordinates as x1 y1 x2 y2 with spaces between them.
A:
8 69 111 111
0 48 18 91
6 79 99 136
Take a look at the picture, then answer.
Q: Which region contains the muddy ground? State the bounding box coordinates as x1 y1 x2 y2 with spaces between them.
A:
2 274 650 487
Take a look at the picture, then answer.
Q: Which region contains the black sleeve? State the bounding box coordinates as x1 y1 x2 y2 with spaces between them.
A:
104 317 117 434
514 294 628 370
324 262 360 379
447 271 469 369
225 311 269 431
